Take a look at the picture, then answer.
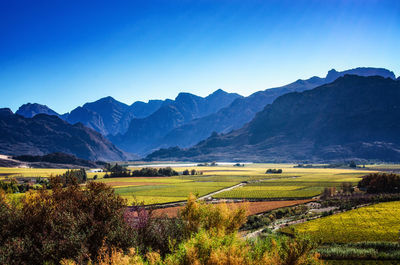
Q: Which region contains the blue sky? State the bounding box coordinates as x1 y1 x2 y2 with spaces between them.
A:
1 0 399 113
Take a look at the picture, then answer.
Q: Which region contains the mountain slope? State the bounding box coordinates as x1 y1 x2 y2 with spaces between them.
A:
147 75 400 162
112 89 242 155
154 67 396 150
16 103 60 118
63 97 167 136
64 97 129 136
0 109 127 161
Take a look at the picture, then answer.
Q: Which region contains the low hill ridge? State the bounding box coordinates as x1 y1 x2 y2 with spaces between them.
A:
0 112 127 161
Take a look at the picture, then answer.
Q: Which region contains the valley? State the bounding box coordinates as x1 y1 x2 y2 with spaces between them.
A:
2 162 400 263
2 1 399 263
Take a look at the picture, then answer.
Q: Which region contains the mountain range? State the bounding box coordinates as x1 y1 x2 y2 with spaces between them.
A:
9 67 399 162
110 89 242 155
146 75 400 162
0 109 127 161
147 67 396 152
17 97 170 136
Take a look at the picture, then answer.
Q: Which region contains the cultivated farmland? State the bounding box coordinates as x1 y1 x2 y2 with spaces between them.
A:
291 201 400 243
1 163 372 205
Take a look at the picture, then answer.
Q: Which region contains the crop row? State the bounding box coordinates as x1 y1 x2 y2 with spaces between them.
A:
292 201 400 243
213 185 323 199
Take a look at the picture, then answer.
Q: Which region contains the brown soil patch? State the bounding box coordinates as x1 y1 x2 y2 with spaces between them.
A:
152 199 313 218
106 182 168 187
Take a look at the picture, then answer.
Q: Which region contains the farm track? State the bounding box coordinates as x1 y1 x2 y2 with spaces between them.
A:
198 182 246 200
126 182 248 210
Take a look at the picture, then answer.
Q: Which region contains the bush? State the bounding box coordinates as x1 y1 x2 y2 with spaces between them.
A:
104 167 179 178
0 182 134 264
1 190 323 265
0 178 30 193
125 203 184 257
180 194 248 237
358 173 400 193
266 169 283 174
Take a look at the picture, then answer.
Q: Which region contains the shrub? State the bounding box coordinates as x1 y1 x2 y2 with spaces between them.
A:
0 182 134 264
125 203 184 257
50 168 87 186
180 193 248 237
104 167 179 178
266 169 283 174
358 173 400 193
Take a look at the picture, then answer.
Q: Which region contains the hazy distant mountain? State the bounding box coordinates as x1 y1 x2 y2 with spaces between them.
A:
152 67 396 150
0 109 127 161
147 75 400 162
117 99 172 135
16 103 60 118
111 89 242 155
324 67 395 83
63 97 168 136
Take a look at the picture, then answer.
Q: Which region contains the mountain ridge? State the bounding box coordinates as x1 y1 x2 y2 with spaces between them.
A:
0 109 128 161
146 75 400 162
16 103 60 118
152 67 396 151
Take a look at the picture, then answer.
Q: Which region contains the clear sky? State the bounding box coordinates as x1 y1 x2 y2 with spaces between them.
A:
1 0 399 113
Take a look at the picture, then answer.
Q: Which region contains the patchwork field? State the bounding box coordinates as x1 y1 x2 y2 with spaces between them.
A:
1 163 373 205
212 166 369 200
114 180 239 204
291 201 400 243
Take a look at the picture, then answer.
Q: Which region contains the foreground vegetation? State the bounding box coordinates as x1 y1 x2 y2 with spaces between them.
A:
0 180 323 264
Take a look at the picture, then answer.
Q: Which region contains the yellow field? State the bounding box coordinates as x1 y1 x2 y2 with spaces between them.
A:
0 167 68 179
291 201 400 243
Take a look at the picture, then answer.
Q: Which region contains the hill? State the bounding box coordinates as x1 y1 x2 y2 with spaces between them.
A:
12 152 103 168
0 109 127 161
151 67 396 150
146 75 400 162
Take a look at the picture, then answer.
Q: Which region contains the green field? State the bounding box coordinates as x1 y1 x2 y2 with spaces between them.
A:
213 167 368 200
213 185 323 199
114 181 239 204
291 201 400 243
